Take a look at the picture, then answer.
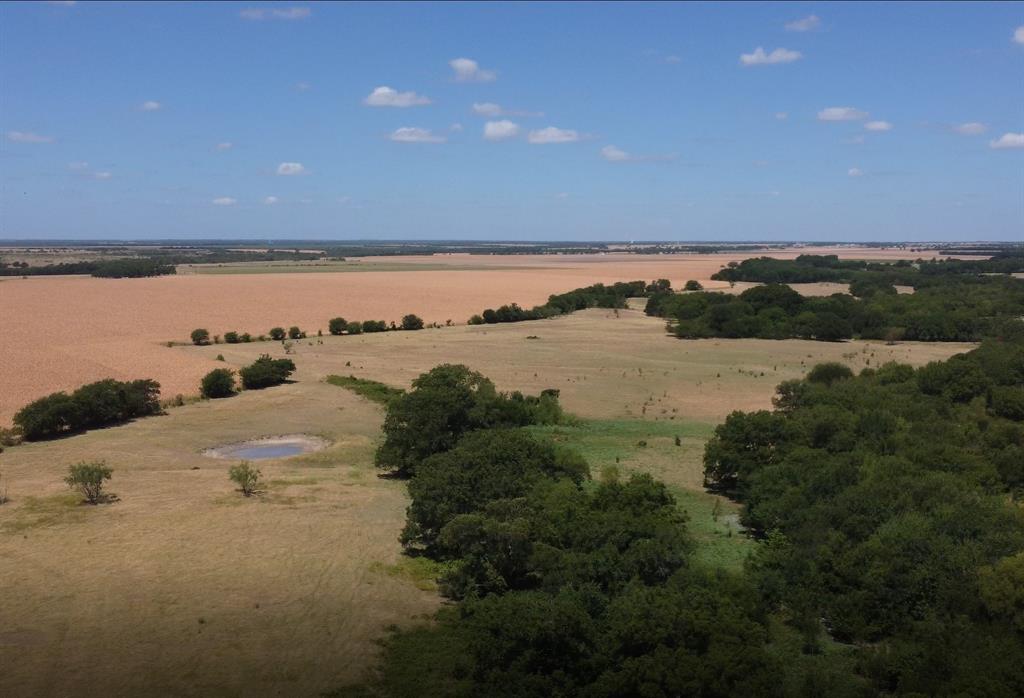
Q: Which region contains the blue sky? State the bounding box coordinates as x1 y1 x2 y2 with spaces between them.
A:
1 1 1022 241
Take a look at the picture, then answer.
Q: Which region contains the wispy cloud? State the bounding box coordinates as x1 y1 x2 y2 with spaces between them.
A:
276 162 307 175
240 7 311 21
212 197 237 205
389 127 445 143
818 106 868 121
264 196 279 205
93 171 113 180
848 167 864 177
740 47 802 66
363 86 431 107
953 122 987 136
600 145 676 163
484 120 520 141
527 127 580 144
216 142 233 151
6 131 55 144
990 133 1024 150
449 57 496 82
472 102 541 118
295 82 312 92
775 112 789 120
864 120 893 132
139 100 162 112
68 161 89 170
1015 26 1024 44
785 15 821 32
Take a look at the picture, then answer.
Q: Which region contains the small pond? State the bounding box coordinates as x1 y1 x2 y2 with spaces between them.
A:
203 434 330 461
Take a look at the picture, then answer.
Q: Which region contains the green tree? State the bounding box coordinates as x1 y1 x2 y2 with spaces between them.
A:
238 355 296 389
683 279 704 291
269 327 286 340
401 314 425 331
288 326 304 339
200 368 235 398
190 328 210 345
228 461 261 496
328 317 347 335
65 461 113 504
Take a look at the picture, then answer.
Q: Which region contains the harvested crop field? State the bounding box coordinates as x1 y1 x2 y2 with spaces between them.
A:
0 247 971 424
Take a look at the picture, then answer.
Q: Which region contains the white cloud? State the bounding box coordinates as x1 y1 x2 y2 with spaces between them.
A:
264 196 279 205
484 120 520 141
527 127 580 144
848 167 864 177
363 86 431 107
6 131 55 143
449 57 496 83
450 123 464 132
295 81 312 92
216 141 233 151
785 15 821 32
775 112 788 120
93 171 112 180
276 162 307 175
554 192 569 199
473 102 503 117
818 106 868 121
864 120 893 132
140 100 162 111
600 145 631 162
389 127 445 143
663 54 682 64
1015 26 1024 44
240 7 311 20
954 122 987 136
990 133 1024 150
68 161 89 170
740 47 802 66
212 197 237 205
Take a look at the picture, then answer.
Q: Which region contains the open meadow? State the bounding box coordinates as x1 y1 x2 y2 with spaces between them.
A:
0 301 973 696
0 246 974 425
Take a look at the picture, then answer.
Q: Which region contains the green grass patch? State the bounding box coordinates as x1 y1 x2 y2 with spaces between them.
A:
527 418 754 571
369 555 451 592
1 493 90 532
327 374 405 405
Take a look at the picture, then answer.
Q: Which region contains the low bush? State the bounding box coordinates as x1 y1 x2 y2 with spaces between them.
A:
228 461 261 496
346 321 363 335
288 326 304 339
269 327 286 340
223 331 240 344
362 320 388 333
191 328 210 345
65 461 113 504
683 279 703 291
238 355 296 390
200 368 236 399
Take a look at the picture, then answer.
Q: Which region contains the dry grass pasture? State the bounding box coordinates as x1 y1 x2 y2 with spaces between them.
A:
0 304 974 697
0 246 973 424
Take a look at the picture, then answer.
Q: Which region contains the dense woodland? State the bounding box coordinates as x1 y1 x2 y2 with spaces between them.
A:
469 280 668 325
0 257 176 277
347 336 1024 697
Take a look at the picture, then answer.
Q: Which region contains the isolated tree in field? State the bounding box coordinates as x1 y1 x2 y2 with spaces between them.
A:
191 328 210 345
269 327 286 340
238 355 296 389
228 461 261 496
223 331 240 344
200 368 236 398
683 279 703 291
288 326 304 339
401 314 424 331
328 317 347 335
65 461 113 504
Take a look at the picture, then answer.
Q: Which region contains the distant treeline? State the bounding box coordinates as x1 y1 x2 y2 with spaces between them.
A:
0 258 176 278
647 276 1024 342
711 251 1024 285
468 280 668 325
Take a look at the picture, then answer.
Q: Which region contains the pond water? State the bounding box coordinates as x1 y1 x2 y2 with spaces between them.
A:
202 434 329 461
227 443 307 460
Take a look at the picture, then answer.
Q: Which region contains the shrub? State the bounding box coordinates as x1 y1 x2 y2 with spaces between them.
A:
200 368 236 399
401 314 424 331
346 321 363 335
288 326 304 339
191 328 210 345
684 279 704 291
240 333 252 343
269 327 286 340
468 314 484 325
238 355 296 390
65 461 113 504
13 378 161 440
806 362 854 386
362 320 388 333
328 317 348 336
223 331 240 344
228 461 261 496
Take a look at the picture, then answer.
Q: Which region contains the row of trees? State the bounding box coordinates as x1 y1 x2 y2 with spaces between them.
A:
190 315 426 346
703 338 1024 692
647 276 1024 342
329 315 422 335
360 365 790 696
0 257 176 277
467 280 668 325
13 379 162 440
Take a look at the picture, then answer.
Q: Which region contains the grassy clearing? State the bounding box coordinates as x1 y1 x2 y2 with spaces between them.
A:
327 374 405 405
369 556 451 592
528 419 753 571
